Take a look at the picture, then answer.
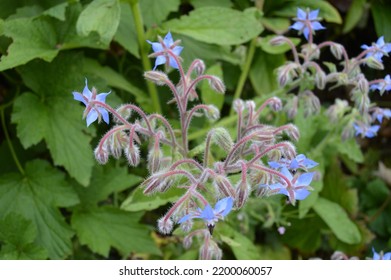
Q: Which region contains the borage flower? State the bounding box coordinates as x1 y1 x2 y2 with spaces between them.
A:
372 247 391 260
147 32 183 70
268 154 318 171
290 8 325 41
268 167 314 205
353 123 380 138
371 107 391 123
178 197 233 234
370 74 391 94
361 36 391 62
73 79 110 126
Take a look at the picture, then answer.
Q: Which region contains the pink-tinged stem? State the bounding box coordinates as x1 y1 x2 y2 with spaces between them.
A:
149 113 178 149
164 193 191 222
183 74 215 103
203 130 213 168
247 142 291 167
98 124 132 150
251 164 292 187
170 158 204 171
224 132 260 168
252 97 278 122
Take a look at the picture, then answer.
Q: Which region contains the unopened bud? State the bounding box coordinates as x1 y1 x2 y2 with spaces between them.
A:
302 43 320 60
183 234 193 249
315 70 326 90
268 97 282 111
366 56 384 70
283 124 300 142
357 74 369 94
245 100 256 111
144 71 169 86
330 43 345 60
181 220 194 235
125 144 140 166
280 141 296 160
212 128 233 152
208 76 226 94
192 59 205 76
94 146 109 164
115 105 132 122
235 180 251 208
269 35 287 46
255 184 269 197
204 105 220 121
233 99 245 113
147 147 163 173
286 96 299 119
213 175 236 198
157 216 173 235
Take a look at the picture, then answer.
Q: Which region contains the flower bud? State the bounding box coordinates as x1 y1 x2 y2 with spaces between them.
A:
213 175 236 198
204 105 220 121
208 76 226 94
357 74 369 94
192 59 205 76
233 99 245 113
315 70 326 90
269 35 287 46
183 234 193 249
144 70 169 86
94 146 109 164
330 43 345 60
212 128 233 152
125 144 140 167
157 216 173 235
268 97 282 111
115 105 132 122
181 220 194 234
280 141 296 160
301 43 320 60
235 180 251 208
366 56 384 70
255 184 269 197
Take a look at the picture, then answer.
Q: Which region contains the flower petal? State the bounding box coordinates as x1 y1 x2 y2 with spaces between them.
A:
73 92 87 106
164 32 174 46
303 27 310 40
96 92 110 103
290 22 304 31
280 167 293 181
147 41 163 53
309 9 319 20
82 79 92 100
297 8 306 20
268 161 281 169
311 22 325 31
178 213 193 224
200 204 215 222
86 109 98 127
98 107 110 124
296 172 314 186
295 189 311 200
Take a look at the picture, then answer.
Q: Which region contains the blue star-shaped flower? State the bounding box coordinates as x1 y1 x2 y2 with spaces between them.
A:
353 123 380 138
373 247 391 260
372 108 391 123
361 36 391 62
178 197 233 227
73 79 110 126
290 8 325 40
268 167 314 203
147 32 183 70
370 74 391 93
268 154 318 171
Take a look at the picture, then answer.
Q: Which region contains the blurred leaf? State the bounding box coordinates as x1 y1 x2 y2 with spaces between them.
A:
0 0 65 19
273 0 342 24
0 160 79 259
0 213 47 260
190 0 232 9
12 53 96 186
72 206 160 257
217 224 262 259
114 2 138 58
375 162 391 186
121 187 183 212
260 17 290 33
250 49 285 96
371 2 391 41
76 0 120 45
257 35 300 54
140 0 180 28
343 0 366 34
164 7 263 45
335 138 364 163
75 165 142 205
313 197 361 244
201 63 224 110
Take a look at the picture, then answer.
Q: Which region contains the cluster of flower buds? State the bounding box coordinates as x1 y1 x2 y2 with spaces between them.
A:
272 7 391 139
73 32 318 259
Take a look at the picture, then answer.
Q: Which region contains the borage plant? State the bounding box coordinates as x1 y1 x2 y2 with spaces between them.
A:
73 32 318 260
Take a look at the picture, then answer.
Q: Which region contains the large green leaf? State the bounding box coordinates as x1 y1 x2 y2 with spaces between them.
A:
164 7 263 45
313 197 361 244
72 206 160 257
76 0 120 45
371 2 391 41
12 53 95 186
140 0 180 28
114 2 139 58
335 138 364 163
343 0 366 34
0 213 47 260
249 49 285 96
190 0 232 9
0 160 79 259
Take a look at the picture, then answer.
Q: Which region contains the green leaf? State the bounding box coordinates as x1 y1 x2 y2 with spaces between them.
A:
42 2 68 21
121 186 184 212
76 0 120 45
0 160 79 259
164 7 263 45
140 0 180 28
343 0 366 33
313 197 361 244
217 224 262 259
190 0 232 9
114 2 139 58
257 35 300 54
335 138 364 163
371 2 391 41
273 0 342 24
12 53 95 186
249 49 285 95
75 165 142 205
201 63 224 110
72 206 160 257
0 213 47 260
260 17 290 33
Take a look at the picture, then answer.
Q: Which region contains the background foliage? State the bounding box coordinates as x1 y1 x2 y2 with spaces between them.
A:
0 0 390 260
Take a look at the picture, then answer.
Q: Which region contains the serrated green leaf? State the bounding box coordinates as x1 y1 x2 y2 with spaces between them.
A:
140 0 180 28
72 206 160 257
0 160 79 259
75 165 142 205
76 0 120 45
114 2 138 58
217 224 262 260
121 186 184 212
0 213 47 260
249 49 285 95
273 0 342 24
201 63 224 110
12 53 95 186
164 7 263 45
313 197 361 244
